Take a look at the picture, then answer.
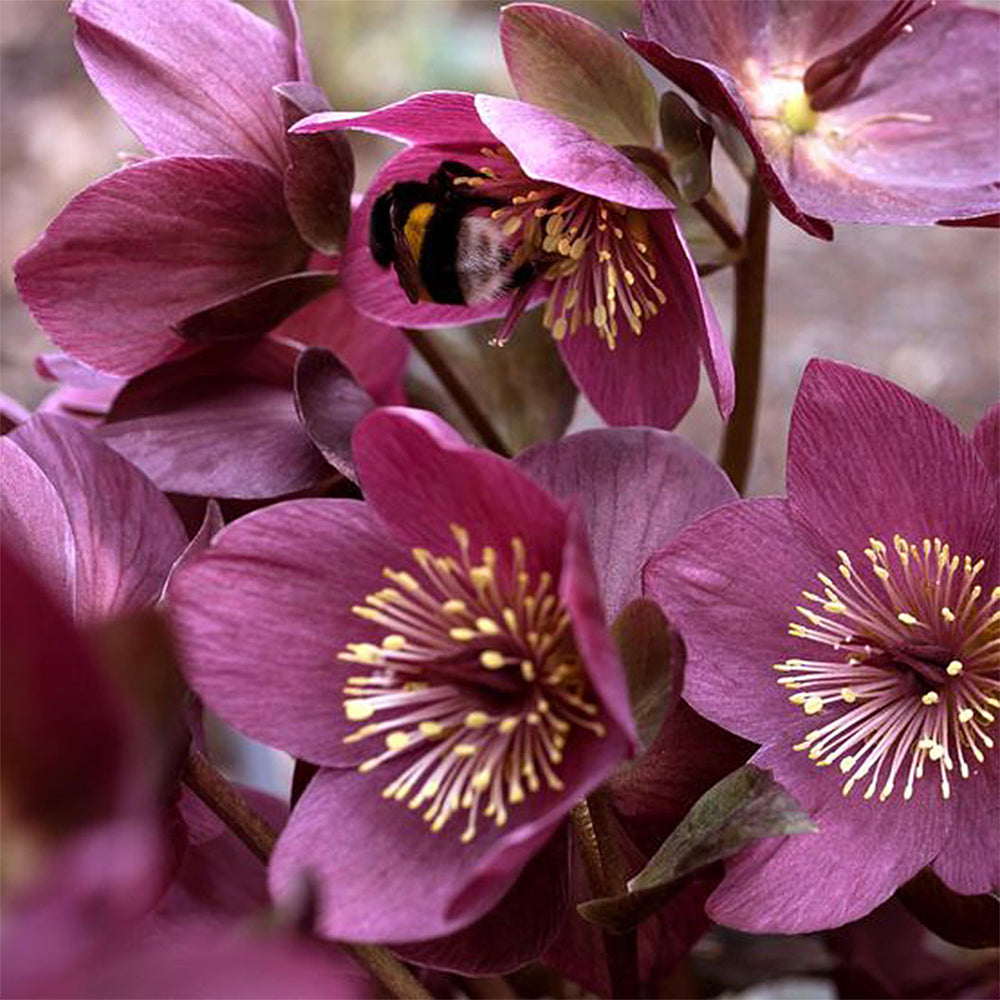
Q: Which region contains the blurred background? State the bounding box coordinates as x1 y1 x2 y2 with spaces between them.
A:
2 0 997 496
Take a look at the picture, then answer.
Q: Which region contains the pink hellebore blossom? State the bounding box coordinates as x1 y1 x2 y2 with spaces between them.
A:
169 407 637 956
294 5 733 431
14 0 407 499
626 0 1000 239
646 360 999 932
169 408 749 975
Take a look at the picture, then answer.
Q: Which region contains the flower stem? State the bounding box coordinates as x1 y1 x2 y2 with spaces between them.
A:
719 174 771 494
181 750 433 1000
571 794 641 999
404 329 511 456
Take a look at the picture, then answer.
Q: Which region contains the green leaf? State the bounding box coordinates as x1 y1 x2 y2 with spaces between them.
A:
501 3 659 148
612 599 683 753
578 765 816 933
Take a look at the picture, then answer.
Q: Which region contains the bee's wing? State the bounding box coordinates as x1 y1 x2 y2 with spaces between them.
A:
390 204 424 305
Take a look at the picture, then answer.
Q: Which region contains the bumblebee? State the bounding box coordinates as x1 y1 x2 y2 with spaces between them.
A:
369 160 533 306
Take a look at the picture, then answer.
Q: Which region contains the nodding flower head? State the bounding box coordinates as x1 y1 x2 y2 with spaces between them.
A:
646 360 999 933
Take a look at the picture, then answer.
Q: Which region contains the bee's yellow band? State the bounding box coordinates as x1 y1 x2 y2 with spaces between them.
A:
403 202 435 266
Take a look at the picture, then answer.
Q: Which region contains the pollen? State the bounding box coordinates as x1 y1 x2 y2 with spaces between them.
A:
338 526 605 843
776 534 998 804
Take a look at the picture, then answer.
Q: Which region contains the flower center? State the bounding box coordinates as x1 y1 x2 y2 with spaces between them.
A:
338 524 605 842
803 1 935 112
775 535 999 802
456 148 666 350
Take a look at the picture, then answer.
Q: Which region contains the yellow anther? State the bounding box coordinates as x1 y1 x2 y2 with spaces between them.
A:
520 659 536 681
465 711 491 729
499 717 519 734
386 731 410 751
921 691 939 706
442 599 467 615
958 708 975 724
382 634 407 650
345 700 375 721
471 769 492 792
840 687 858 704
475 617 501 635
946 660 963 676
941 607 956 622
897 612 919 626
453 744 479 757
351 606 381 621
450 627 478 642
480 650 506 669
419 721 445 737
804 696 824 715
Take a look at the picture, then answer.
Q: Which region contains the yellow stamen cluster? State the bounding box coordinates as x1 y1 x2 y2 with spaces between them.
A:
339 524 605 843
460 147 668 351
775 535 998 803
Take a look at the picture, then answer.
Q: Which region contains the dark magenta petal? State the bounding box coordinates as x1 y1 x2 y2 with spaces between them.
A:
3 414 187 621
277 84 354 255
560 508 637 747
787 359 997 563
1 818 168 999
101 368 330 500
555 211 730 429
556 291 700 430
355 408 568 577
340 144 546 329
707 742 947 932
72 0 297 170
931 745 999 895
15 157 303 377
272 284 409 405
392 827 571 975
1 550 129 834
518 428 736 621
0 437 75 613
974 402 1000 480
175 272 338 343
168 499 406 767
475 95 672 210
645 497 832 745
81 926 372 1000
293 347 374 483
292 90 496 146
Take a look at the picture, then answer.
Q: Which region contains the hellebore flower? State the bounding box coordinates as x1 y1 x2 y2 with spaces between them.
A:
645 359 999 932
626 1 1000 239
169 406 638 954
0 557 372 1000
294 6 733 431
170 410 746 975
13 0 407 498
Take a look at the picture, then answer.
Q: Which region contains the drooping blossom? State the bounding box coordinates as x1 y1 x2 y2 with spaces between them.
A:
645 359 998 932
0 552 373 1000
169 406 640 962
293 5 733 431
626 1 1000 239
13 0 407 498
